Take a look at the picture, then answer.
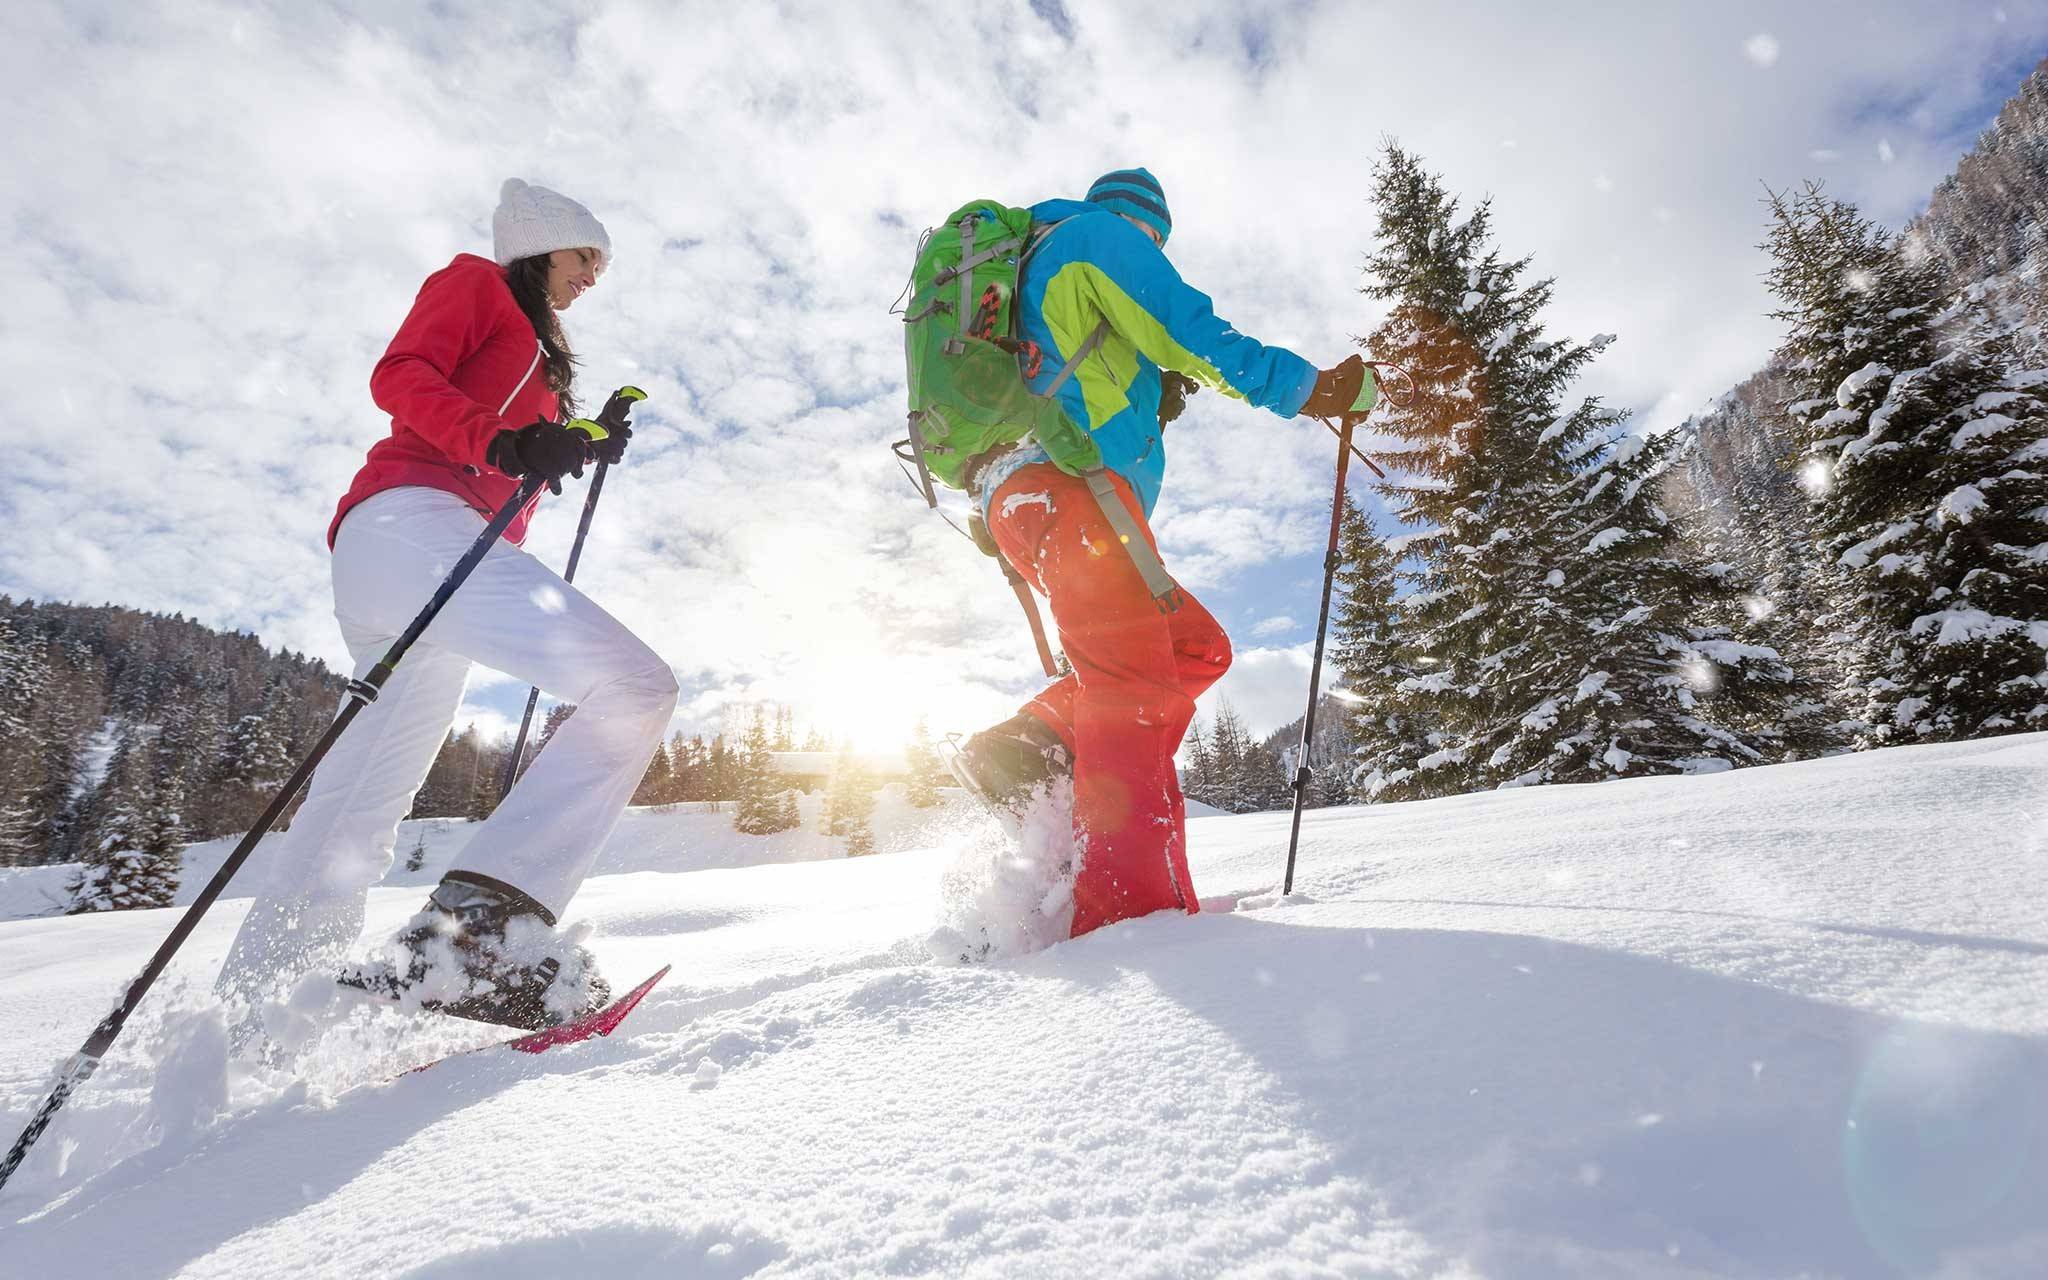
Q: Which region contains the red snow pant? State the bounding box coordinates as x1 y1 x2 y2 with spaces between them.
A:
986 463 1232 938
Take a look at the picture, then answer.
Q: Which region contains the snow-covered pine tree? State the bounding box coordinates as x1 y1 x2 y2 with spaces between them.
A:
1766 183 2048 742
0 616 49 866
209 685 294 833
829 752 877 856
1528 424 1812 777
1364 144 1800 792
69 729 182 912
903 719 945 808
733 713 797 833
0 781 36 868
823 745 875 836
1330 493 1440 800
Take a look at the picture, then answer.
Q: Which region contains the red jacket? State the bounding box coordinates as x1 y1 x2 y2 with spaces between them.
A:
330 254 559 547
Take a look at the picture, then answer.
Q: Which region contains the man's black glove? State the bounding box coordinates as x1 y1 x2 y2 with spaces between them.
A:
1299 353 1373 419
486 418 590 495
1158 371 1199 427
589 389 637 466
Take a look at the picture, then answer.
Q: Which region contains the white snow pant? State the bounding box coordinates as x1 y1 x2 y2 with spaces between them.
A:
217 486 678 1002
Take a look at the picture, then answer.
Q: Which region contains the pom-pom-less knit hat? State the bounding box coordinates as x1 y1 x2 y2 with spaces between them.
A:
1086 167 1171 245
492 178 612 272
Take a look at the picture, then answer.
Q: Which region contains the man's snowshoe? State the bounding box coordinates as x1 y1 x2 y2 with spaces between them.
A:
338 874 610 1032
946 712 1071 818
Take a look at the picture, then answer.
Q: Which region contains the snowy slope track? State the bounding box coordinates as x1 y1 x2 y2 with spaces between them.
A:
2 735 2045 1277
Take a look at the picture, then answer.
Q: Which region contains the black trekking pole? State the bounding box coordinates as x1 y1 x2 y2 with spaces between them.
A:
1281 361 1410 896
0 471 560 1196
499 386 644 801
1281 414 1358 896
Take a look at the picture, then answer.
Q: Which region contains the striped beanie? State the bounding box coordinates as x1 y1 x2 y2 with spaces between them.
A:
1086 167 1171 245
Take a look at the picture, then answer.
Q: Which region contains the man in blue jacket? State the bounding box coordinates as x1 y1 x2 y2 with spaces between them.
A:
955 167 1368 937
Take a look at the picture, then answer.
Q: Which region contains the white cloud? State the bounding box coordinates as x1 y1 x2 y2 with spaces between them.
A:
1200 644 1320 742
1745 34 1782 68
1250 616 1297 638
3 0 2040 744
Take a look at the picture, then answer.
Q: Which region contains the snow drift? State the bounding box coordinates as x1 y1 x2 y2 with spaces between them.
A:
2 735 2044 1278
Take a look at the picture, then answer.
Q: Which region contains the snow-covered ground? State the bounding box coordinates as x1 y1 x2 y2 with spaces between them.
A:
2 735 2044 1278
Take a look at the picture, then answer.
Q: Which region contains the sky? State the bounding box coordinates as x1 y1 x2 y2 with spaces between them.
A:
3 0 2045 749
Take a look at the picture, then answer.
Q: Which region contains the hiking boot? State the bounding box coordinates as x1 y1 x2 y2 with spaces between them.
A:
948 712 1071 816
339 874 610 1031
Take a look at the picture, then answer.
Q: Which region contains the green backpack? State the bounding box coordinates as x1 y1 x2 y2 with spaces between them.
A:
895 200 1106 503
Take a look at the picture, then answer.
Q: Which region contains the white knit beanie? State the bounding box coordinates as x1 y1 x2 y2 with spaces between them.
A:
491 178 612 273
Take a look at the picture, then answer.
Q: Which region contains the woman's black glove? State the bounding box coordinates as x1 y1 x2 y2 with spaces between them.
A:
486 418 591 495
1158 371 1199 427
589 389 638 466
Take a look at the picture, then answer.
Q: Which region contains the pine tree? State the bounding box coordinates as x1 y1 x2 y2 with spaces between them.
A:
70 730 182 912
0 797 38 869
669 733 702 803
210 687 293 833
0 615 49 865
633 739 674 806
1179 720 1215 807
404 825 429 872
1329 494 1440 800
535 702 576 755
825 746 878 854
463 732 501 821
1766 183 2048 742
733 712 798 834
1363 144 1800 793
410 731 468 818
1205 704 1247 811
1202 701 1283 812
706 735 736 803
903 718 945 807
823 745 875 838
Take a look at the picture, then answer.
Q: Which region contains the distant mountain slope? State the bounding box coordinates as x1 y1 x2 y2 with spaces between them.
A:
1662 55 2048 684
1 598 347 867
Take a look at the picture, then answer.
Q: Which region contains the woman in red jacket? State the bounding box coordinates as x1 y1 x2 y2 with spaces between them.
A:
216 180 677 1034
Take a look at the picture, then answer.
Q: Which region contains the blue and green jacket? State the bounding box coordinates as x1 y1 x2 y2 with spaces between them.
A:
980 198 1318 518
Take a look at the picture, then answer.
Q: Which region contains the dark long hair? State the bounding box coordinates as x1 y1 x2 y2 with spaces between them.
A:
504 254 580 417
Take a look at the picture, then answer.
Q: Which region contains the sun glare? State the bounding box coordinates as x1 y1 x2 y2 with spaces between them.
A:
791 653 994 754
